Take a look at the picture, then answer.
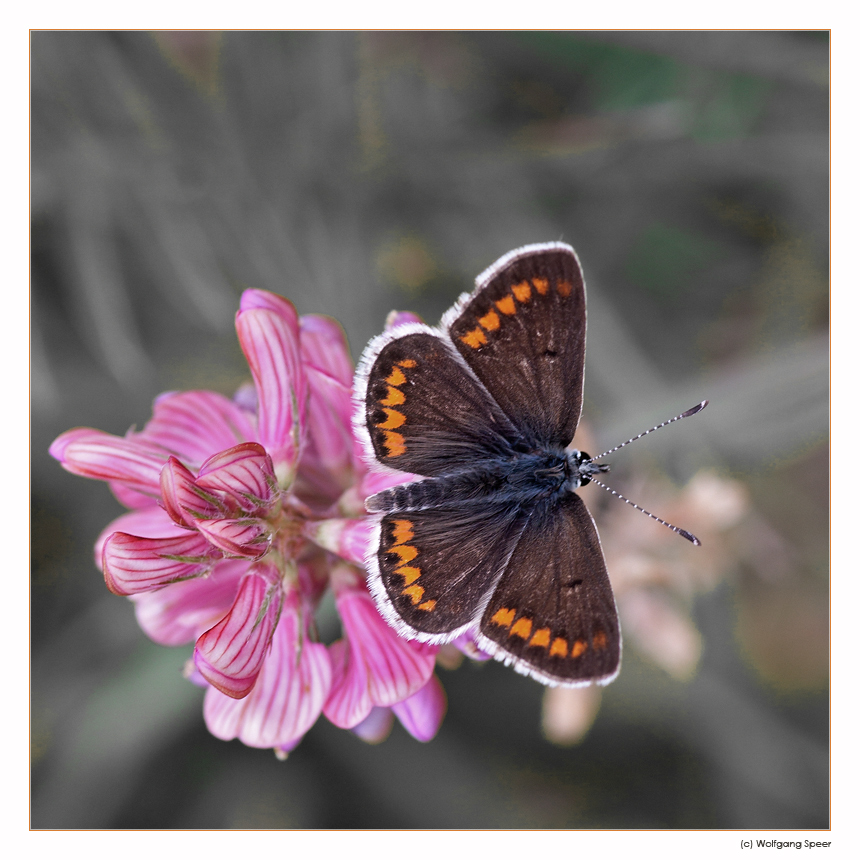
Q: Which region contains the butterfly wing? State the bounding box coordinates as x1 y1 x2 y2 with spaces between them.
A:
446 242 586 448
477 493 620 686
356 326 521 477
368 500 530 642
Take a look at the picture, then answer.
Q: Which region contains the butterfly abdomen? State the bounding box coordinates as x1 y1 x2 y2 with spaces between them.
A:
367 450 586 514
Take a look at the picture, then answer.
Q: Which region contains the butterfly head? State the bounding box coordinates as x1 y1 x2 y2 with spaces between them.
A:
566 450 609 489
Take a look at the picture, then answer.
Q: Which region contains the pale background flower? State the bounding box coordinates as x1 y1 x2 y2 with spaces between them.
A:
32 31 827 828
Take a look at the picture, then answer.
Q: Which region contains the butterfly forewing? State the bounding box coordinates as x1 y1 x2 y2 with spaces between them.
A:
478 494 620 686
362 330 520 477
372 501 529 641
447 244 586 448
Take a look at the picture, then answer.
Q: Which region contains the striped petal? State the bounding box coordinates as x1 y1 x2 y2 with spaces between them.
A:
324 573 437 728
109 481 162 511
131 559 248 646
236 291 307 485
294 370 356 506
136 390 258 469
102 531 220 595
194 564 284 698
161 456 224 527
299 314 354 386
203 593 332 748
196 517 271 559
50 428 167 499
95 506 180 570
196 442 278 515
324 638 373 729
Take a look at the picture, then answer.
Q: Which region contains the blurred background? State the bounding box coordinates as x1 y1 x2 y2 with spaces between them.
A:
31 31 829 829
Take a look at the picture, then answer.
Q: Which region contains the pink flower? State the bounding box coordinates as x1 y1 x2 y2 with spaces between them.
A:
50 290 446 753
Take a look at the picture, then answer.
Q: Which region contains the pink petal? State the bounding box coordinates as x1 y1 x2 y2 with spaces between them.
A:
347 591 437 708
351 707 395 744
295 369 356 503
299 314 354 386
391 674 447 742
359 468 418 501
323 639 373 729
203 596 332 749
50 429 166 498
161 457 223 527
324 577 437 728
102 531 221 595
302 517 373 566
132 559 248 646
240 289 298 318
194 564 284 698
136 390 257 469
232 382 258 415
236 295 307 484
95 506 180 569
385 310 424 329
541 685 602 745
450 630 493 662
108 481 162 511
196 443 278 515
619 590 702 680
196 517 271 559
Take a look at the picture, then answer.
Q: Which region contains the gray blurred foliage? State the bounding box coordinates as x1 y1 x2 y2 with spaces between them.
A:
31 31 828 829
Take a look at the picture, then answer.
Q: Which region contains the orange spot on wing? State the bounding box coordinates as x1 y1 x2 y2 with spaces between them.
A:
396 566 421 586
530 627 551 648
391 520 414 545
532 277 549 295
557 279 572 298
382 431 406 457
387 544 418 564
495 295 516 316
397 359 417 368
510 617 533 639
512 281 532 302
403 584 424 604
376 408 406 429
592 631 607 649
571 639 588 658
460 327 487 349
550 637 568 658
479 309 500 331
418 600 436 611
491 607 516 628
385 367 407 386
380 386 405 407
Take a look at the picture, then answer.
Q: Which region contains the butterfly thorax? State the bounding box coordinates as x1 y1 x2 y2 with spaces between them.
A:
366 449 608 514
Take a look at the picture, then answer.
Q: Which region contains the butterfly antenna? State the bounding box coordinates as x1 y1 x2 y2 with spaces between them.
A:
586 476 701 545
583 400 708 546
587 400 708 463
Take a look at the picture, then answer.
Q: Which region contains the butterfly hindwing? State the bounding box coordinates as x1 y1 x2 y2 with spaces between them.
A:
358 327 521 477
446 243 586 449
370 499 529 642
477 493 620 686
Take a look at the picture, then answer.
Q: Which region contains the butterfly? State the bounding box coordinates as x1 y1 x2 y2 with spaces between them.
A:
354 242 620 687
